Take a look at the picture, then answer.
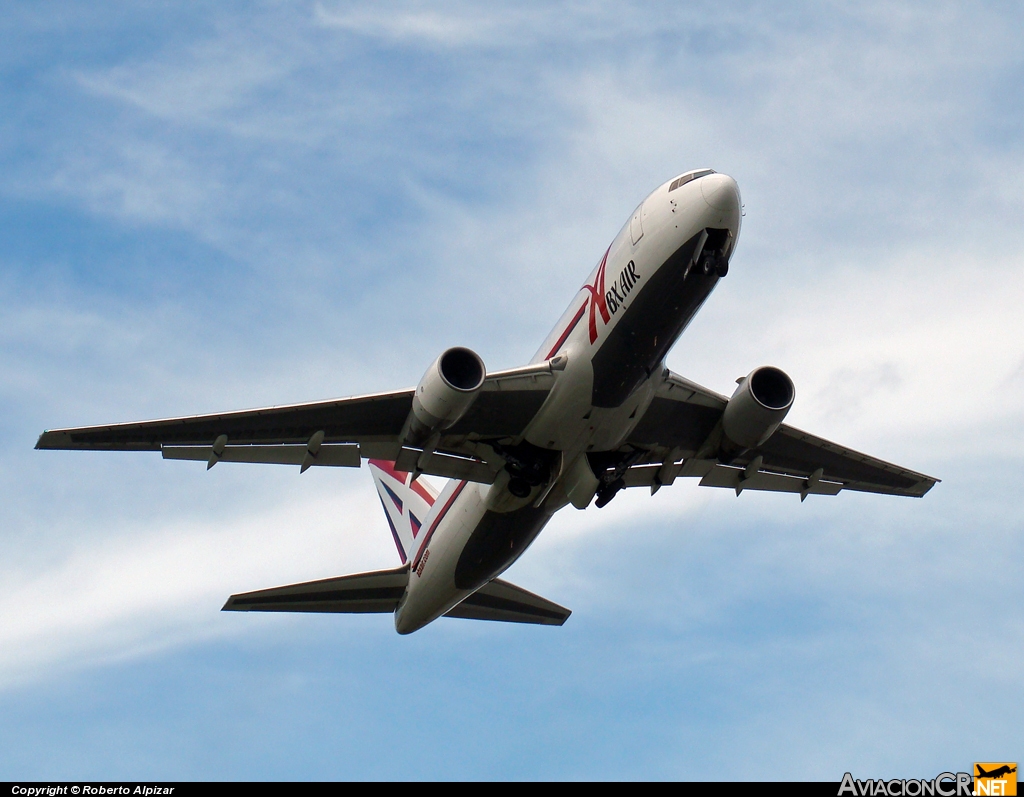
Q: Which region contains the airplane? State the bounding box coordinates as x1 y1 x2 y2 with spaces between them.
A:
35 168 938 634
976 766 1017 779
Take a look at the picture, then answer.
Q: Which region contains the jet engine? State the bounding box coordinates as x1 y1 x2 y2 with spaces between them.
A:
406 347 486 443
722 366 795 450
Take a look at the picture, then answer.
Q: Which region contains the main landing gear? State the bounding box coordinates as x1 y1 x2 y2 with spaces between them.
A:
588 449 646 508
595 478 625 508
493 441 556 499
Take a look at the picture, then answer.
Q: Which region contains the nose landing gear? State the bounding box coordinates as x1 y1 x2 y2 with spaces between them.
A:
696 227 731 279
699 253 729 278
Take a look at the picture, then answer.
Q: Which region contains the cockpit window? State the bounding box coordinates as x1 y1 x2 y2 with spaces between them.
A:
669 169 715 192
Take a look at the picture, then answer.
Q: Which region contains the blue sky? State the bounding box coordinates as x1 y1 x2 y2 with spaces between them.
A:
1 0 1022 780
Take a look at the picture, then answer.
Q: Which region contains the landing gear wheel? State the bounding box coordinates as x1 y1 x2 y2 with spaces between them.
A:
594 477 626 508
715 257 729 278
507 477 531 498
700 255 716 276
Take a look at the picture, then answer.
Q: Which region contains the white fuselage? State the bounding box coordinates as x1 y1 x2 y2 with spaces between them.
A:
395 171 742 633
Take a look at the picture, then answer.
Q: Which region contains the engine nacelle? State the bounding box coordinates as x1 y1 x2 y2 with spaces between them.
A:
408 347 486 442
722 366 795 450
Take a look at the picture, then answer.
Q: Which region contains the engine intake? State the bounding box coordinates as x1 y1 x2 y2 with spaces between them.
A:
407 347 486 442
722 366 795 450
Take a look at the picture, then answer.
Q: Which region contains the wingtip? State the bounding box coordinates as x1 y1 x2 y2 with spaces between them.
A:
900 477 939 497
35 430 70 450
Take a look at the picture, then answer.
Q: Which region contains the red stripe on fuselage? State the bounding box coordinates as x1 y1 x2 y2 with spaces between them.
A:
545 301 586 360
583 248 611 344
543 246 612 360
411 480 467 570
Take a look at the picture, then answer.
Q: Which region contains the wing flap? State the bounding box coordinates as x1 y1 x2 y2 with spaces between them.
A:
393 447 497 484
163 443 361 467
159 441 497 482
699 463 843 495
222 566 409 613
444 579 571 626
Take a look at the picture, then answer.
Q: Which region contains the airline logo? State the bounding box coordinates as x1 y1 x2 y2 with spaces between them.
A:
543 250 643 359
975 764 1017 796
580 249 640 343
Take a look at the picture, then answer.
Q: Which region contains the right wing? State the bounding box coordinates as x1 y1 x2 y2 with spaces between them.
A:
624 370 938 498
35 362 559 484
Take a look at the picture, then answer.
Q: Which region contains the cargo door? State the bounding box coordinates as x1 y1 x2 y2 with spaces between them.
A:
629 202 644 245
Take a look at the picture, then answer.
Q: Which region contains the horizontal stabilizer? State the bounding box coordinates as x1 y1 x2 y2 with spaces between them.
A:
223 568 570 627
445 579 571 626
222 565 408 613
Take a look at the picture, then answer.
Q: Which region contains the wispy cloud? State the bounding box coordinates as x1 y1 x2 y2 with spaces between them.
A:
2 0 1023 777
0 478 392 689
314 3 513 47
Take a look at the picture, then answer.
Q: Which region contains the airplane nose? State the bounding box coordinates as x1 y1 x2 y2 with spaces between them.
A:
700 174 740 211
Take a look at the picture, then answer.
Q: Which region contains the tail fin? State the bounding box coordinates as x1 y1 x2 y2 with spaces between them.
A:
368 459 439 565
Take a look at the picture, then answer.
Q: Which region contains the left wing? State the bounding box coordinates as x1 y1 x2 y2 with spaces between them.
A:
35 362 559 484
624 371 937 498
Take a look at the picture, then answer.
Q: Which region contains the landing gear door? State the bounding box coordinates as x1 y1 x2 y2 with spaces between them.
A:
629 203 644 245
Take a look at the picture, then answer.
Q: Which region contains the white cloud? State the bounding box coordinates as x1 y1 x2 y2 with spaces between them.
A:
2 7 1024 764
0 477 393 689
73 38 290 127
314 3 510 47
680 248 1024 456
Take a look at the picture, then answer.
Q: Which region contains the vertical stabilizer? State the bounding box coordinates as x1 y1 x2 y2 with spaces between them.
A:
368 460 439 565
